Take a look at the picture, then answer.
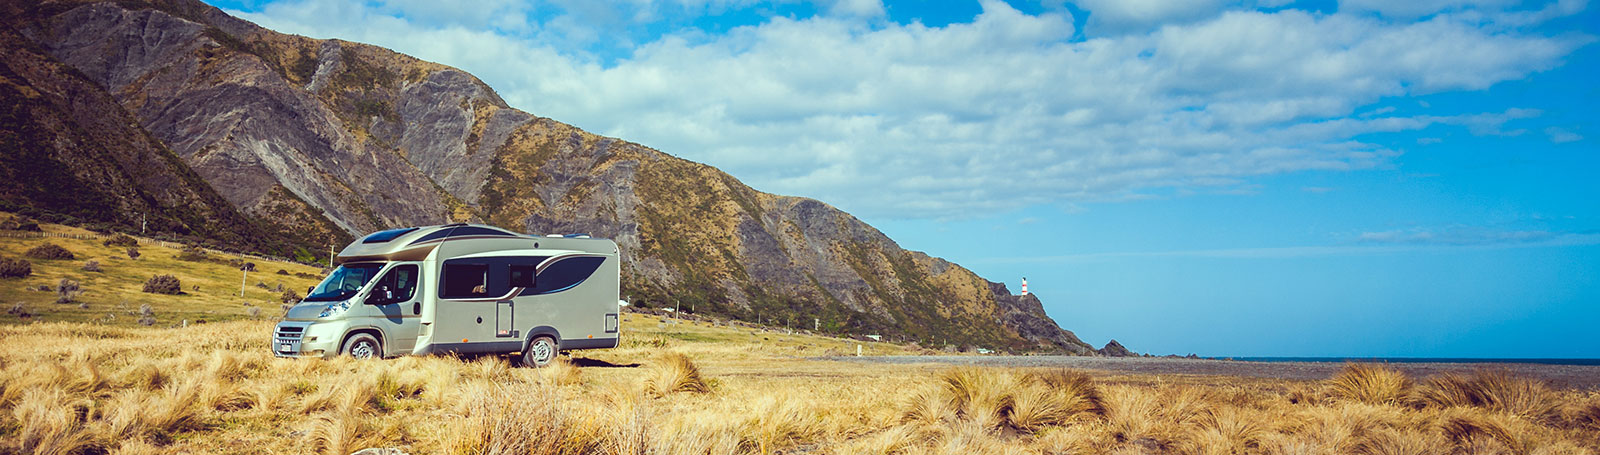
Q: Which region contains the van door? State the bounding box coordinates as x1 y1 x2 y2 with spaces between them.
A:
368 263 422 355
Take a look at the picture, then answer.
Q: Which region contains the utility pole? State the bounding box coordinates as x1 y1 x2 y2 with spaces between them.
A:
814 318 819 331
140 214 146 235
239 266 247 297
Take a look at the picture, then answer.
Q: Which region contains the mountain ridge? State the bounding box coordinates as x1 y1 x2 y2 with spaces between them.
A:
0 0 1095 353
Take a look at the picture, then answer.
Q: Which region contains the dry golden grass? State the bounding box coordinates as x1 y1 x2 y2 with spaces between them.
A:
1327 363 1414 406
1 312 1597 454
0 294 1593 455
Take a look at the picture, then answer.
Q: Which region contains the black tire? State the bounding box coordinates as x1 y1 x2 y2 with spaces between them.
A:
342 333 381 359
521 336 558 368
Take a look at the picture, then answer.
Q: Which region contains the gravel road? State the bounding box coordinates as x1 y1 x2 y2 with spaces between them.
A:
834 356 1600 390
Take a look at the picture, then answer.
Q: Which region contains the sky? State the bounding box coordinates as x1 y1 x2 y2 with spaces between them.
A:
207 0 1599 358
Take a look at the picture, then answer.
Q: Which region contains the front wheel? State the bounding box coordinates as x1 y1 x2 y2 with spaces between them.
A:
521 336 558 368
342 333 381 359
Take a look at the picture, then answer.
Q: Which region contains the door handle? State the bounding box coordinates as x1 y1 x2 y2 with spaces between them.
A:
412 302 420 315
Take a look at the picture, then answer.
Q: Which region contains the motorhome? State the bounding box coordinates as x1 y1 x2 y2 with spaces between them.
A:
273 224 622 367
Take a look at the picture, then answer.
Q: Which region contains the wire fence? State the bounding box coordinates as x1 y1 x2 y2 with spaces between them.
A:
0 230 307 266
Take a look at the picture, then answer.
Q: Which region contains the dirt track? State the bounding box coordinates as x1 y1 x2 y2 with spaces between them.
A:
835 355 1600 390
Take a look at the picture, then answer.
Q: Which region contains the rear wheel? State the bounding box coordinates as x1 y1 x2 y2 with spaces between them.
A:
342 333 381 359
521 336 558 368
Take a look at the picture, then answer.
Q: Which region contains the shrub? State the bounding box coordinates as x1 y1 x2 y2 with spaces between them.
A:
24 243 74 260
143 275 182 295
55 279 80 304
1328 363 1412 405
1 216 40 231
281 288 301 304
176 245 207 262
103 234 137 248
6 302 29 318
82 260 101 272
0 257 30 278
276 269 289 275
127 247 140 260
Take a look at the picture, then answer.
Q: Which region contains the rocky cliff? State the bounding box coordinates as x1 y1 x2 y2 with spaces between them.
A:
1 0 1094 352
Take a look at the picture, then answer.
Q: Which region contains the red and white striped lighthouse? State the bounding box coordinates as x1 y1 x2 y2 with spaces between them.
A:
1021 277 1029 296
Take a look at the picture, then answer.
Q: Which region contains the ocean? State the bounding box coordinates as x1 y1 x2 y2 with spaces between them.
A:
1228 357 1600 366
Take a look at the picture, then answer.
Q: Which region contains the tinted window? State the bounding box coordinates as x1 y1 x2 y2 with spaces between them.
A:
526 256 606 295
509 264 536 287
361 227 418 244
440 256 548 299
370 264 419 303
449 226 515 238
305 263 384 302
441 263 492 299
408 227 457 245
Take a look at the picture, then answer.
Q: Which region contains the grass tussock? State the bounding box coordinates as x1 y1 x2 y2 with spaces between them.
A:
1417 369 1562 422
903 367 1104 435
0 315 1596 454
645 352 710 396
1327 363 1413 405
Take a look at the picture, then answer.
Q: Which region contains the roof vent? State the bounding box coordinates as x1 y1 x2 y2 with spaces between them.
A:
564 234 591 238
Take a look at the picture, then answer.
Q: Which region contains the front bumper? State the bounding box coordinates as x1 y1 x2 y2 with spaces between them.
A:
272 321 338 358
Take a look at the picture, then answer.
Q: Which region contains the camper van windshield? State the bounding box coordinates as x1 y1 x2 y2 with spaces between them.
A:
304 263 384 302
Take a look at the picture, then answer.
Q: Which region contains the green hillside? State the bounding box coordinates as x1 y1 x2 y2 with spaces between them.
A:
0 213 325 326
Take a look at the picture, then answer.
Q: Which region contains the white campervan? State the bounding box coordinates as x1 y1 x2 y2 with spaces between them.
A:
272 224 622 367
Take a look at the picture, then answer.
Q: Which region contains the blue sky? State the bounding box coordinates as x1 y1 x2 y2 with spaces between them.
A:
209 0 1598 358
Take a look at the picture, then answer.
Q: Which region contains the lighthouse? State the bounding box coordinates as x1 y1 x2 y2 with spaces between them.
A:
1021 277 1028 296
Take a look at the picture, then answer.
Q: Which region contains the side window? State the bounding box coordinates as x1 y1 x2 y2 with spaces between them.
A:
509 264 536 288
441 263 490 299
370 265 419 304
528 256 607 295
391 265 418 302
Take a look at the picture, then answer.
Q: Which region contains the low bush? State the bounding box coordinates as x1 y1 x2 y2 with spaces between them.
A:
82 260 101 272
176 245 207 262
24 243 74 260
103 234 138 248
127 247 140 260
143 275 182 295
281 288 301 304
56 279 80 304
0 257 31 278
1 216 40 231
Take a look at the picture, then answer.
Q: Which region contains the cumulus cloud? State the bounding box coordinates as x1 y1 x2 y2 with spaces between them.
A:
227 0 1590 220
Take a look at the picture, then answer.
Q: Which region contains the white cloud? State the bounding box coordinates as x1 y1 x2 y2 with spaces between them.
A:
227 0 1590 220
1545 126 1583 143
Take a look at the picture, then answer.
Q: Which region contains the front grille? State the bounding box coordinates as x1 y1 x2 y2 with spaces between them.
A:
274 325 305 355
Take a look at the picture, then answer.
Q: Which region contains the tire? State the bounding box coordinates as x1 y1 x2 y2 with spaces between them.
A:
521 336 558 368
341 333 381 359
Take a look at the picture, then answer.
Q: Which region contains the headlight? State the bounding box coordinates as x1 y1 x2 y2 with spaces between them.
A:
318 301 352 318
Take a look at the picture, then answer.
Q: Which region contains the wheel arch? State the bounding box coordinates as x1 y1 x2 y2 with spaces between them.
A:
342 327 386 356
523 325 560 353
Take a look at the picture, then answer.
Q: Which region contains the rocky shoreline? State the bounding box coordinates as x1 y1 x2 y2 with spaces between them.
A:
836 355 1600 390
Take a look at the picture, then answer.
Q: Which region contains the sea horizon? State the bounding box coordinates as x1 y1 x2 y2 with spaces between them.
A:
1225 357 1600 366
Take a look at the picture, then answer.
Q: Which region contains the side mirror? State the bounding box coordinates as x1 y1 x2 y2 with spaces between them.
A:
366 286 390 305
307 286 314 295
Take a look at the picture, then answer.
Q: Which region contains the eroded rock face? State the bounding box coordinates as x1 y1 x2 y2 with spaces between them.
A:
7 0 1099 352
